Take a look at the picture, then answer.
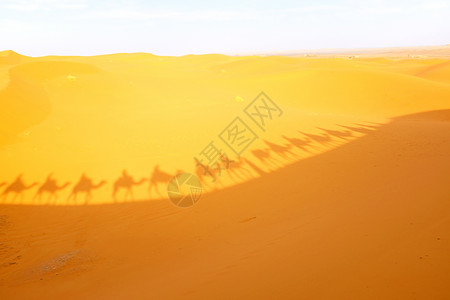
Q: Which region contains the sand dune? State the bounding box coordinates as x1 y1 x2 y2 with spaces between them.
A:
241 44 450 58
0 49 449 299
415 61 450 84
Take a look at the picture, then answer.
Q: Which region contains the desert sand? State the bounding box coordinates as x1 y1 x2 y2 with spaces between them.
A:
0 47 449 299
239 44 450 59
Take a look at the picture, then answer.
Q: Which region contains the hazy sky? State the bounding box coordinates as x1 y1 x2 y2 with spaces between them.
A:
0 0 449 56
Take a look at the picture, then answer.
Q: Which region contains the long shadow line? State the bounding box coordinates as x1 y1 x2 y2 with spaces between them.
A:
0 123 378 204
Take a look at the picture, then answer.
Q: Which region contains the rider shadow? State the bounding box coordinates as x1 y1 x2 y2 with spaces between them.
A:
33 173 71 204
67 173 107 205
0 174 38 203
112 170 147 202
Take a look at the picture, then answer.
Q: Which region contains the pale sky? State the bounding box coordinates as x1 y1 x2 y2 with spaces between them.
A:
0 0 449 56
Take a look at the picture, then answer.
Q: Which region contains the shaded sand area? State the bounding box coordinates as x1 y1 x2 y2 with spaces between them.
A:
1 49 450 299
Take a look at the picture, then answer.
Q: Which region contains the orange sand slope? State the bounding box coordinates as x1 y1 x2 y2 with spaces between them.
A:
0 49 450 299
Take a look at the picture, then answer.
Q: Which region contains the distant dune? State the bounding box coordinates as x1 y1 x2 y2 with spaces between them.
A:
235 44 450 58
0 47 449 299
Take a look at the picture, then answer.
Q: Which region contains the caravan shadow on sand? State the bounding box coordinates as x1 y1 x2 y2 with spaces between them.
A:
0 123 379 205
2 110 449 299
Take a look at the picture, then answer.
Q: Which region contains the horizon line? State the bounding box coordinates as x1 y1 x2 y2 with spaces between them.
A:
1 43 450 58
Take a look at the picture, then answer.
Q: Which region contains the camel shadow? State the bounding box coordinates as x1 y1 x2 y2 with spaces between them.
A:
282 135 314 153
0 174 38 203
239 157 266 177
337 124 376 135
34 173 71 204
316 127 353 140
67 173 106 205
193 157 228 190
149 165 182 198
113 170 147 202
263 139 296 160
224 156 253 182
297 131 335 147
251 148 282 171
